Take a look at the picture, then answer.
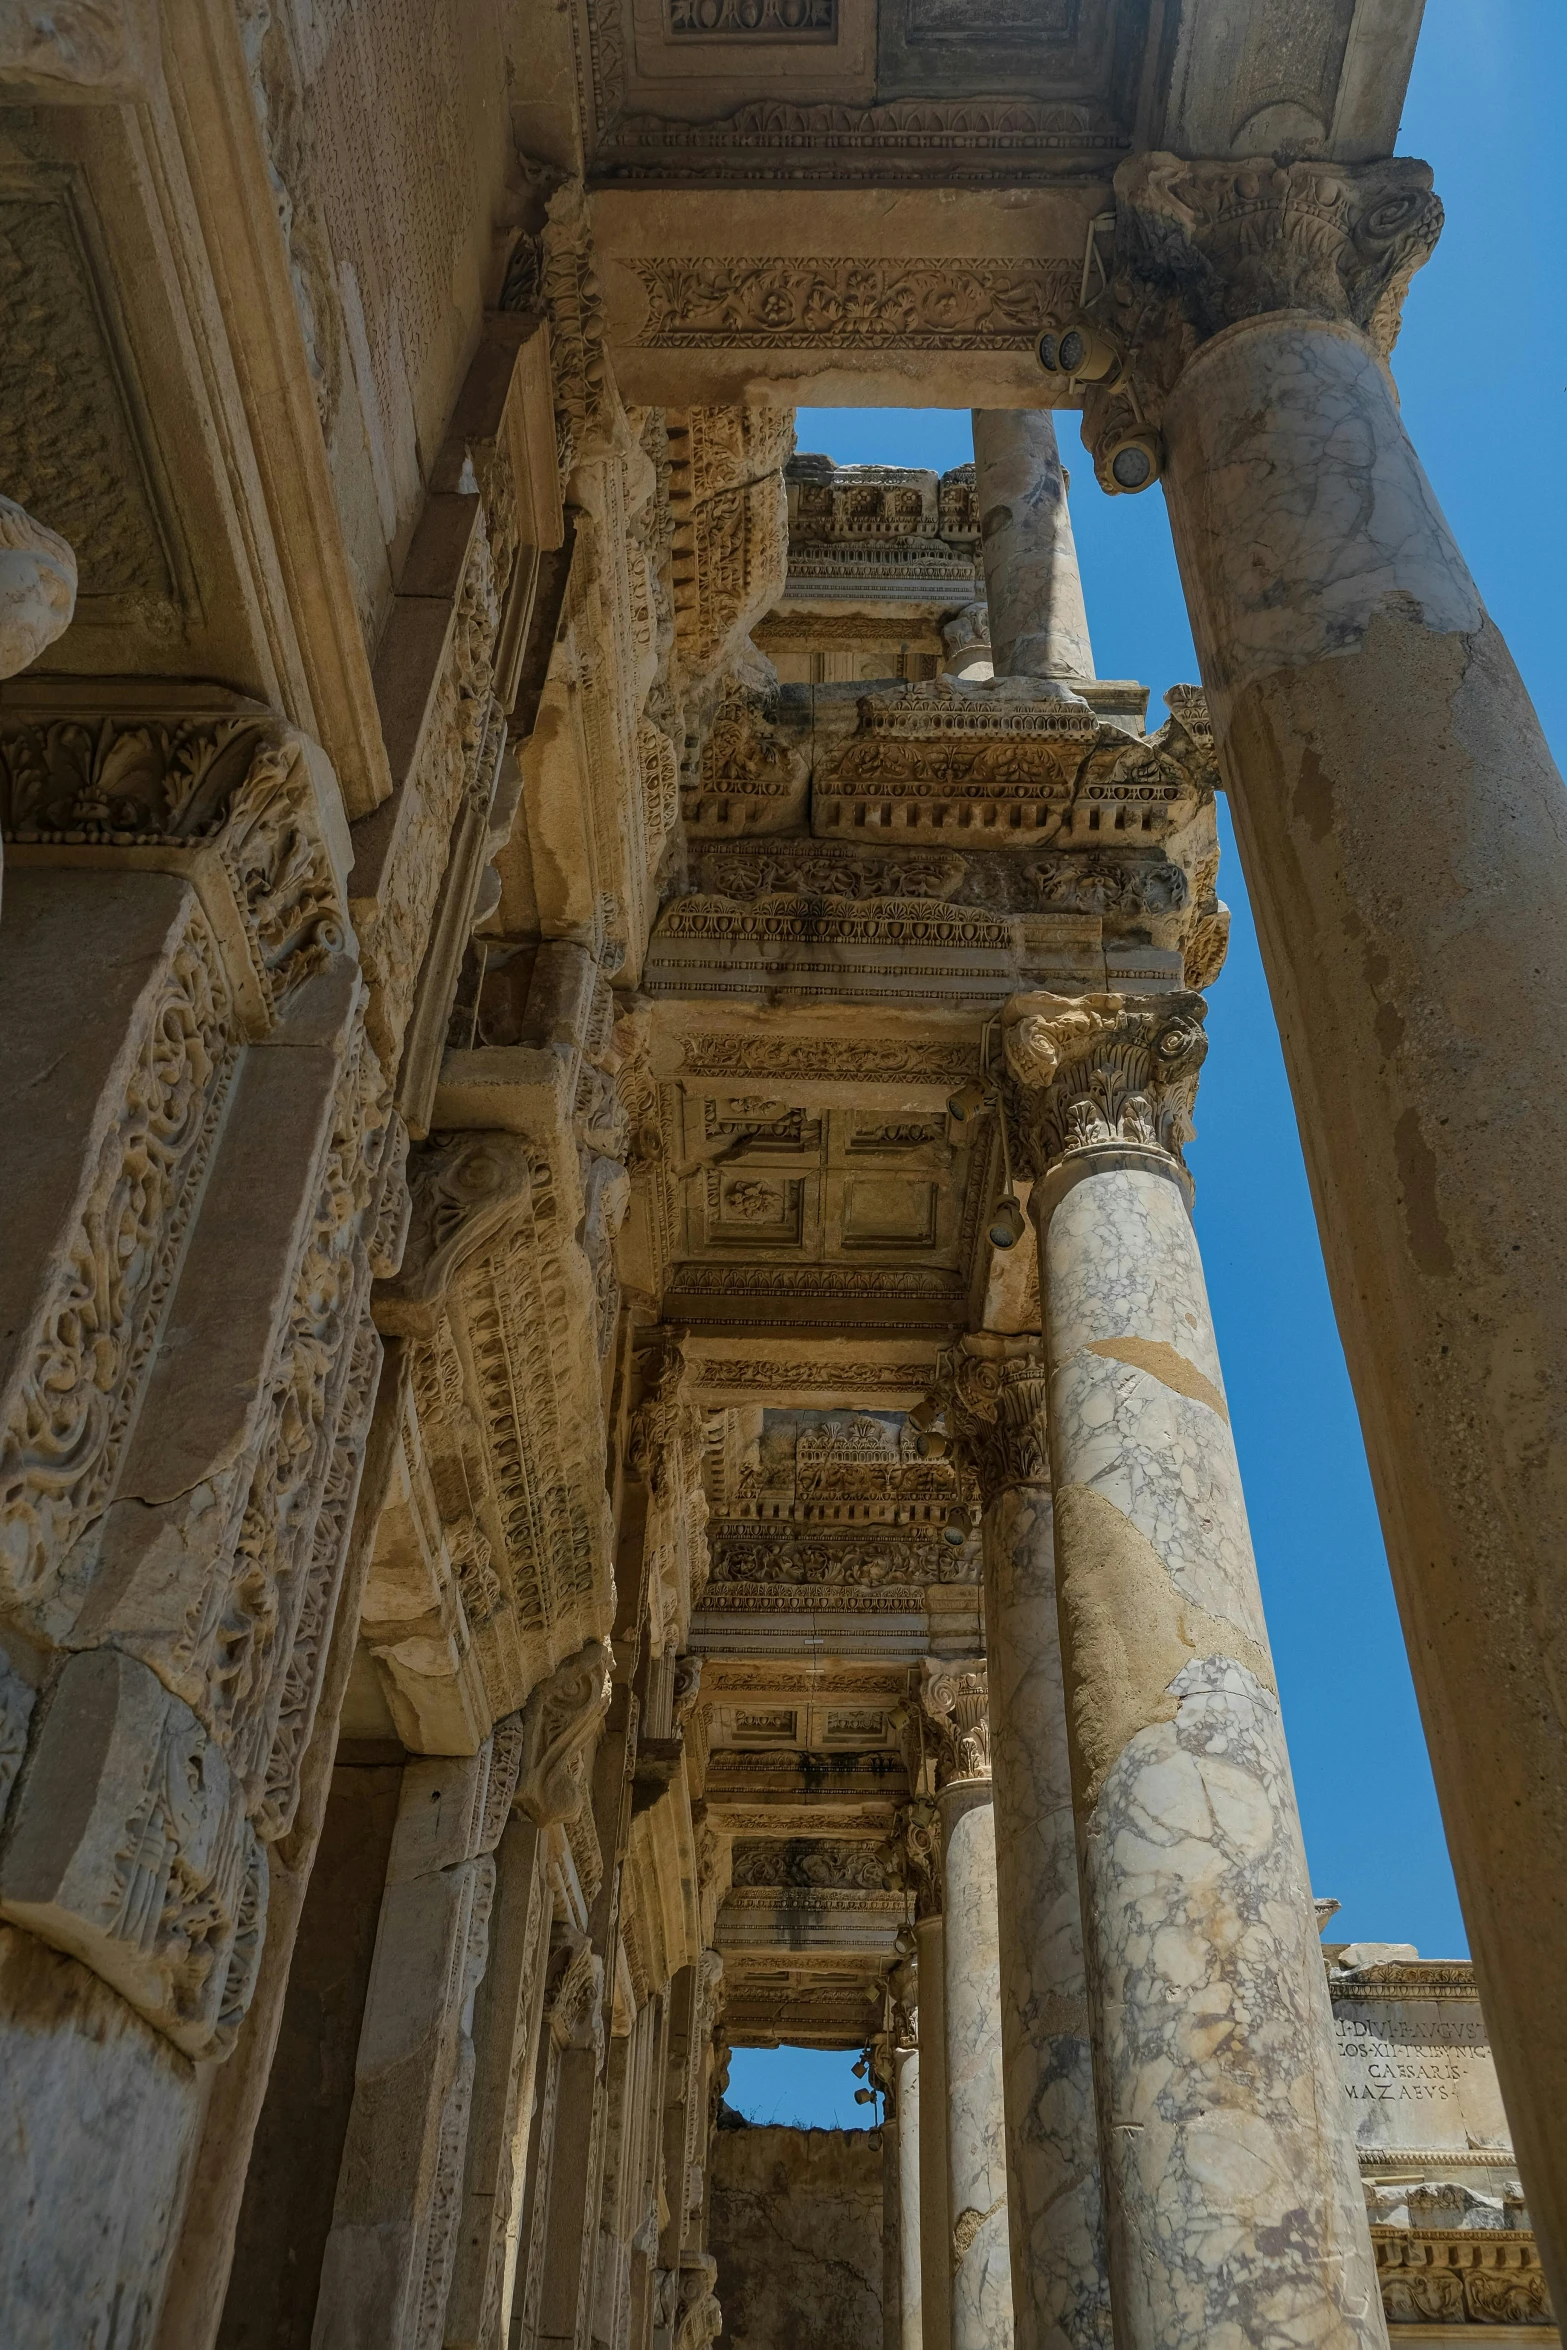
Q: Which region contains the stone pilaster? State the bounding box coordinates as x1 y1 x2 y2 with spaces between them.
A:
918 1661 1012 2350
1042 153 1567 2310
1003 988 1381 2350
942 1344 1109 2350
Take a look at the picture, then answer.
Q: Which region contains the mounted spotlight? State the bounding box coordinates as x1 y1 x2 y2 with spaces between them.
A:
942 1505 972 1549
918 1429 950 1461
1036 326 1064 374
946 1077 989 1122
908 1396 941 1433
1054 322 1121 383
1102 428 1162 496
988 1193 1025 1249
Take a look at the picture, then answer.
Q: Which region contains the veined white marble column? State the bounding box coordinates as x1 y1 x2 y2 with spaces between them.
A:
895 2043 923 2350
946 1345 1110 2350
970 412 1094 689
1068 154 1567 2306
920 1664 1013 2350
1005 990 1382 2350
914 1912 952 2350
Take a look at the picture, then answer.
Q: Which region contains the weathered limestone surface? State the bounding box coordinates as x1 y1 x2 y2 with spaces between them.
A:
1163 289 1567 2318
708 2124 884 2350
0 10 1550 2345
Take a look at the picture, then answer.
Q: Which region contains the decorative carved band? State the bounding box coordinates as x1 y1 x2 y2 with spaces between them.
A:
631 258 1077 350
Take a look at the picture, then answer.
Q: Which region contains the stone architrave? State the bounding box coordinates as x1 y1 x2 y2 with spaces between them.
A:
918 1661 1012 2350
1003 988 1381 2350
1053 154 1567 2305
943 1345 1110 2350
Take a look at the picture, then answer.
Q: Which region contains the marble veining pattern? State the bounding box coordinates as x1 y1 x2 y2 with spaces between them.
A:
985 1481 1111 2350
941 1784 1014 2350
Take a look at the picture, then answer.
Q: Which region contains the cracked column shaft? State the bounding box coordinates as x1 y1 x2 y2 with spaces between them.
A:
1008 990 1381 2350
970 412 1094 689
1160 310 1567 2305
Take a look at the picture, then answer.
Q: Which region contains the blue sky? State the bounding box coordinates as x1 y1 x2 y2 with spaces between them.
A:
727 0 1567 2126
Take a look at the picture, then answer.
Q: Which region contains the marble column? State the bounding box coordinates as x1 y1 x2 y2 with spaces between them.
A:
1065 153 1567 2306
970 412 1093 689
920 1663 1013 2350
914 1913 953 2350
945 1343 1110 2350
894 2043 923 2350
1004 989 1382 2350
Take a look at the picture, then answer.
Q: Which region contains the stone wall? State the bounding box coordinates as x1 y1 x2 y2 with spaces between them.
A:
710 2123 884 2350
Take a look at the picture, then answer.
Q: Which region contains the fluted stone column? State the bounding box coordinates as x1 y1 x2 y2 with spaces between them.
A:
944 1343 1109 2350
970 413 1093 689
1003 989 1381 2350
920 1663 1012 2350
1062 154 1567 2304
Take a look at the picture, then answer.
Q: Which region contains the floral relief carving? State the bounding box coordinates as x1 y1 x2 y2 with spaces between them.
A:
0 899 236 1615
919 1658 991 1784
632 258 1077 349
0 715 349 1024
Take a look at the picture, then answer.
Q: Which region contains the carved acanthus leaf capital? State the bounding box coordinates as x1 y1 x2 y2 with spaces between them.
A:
919 1658 991 1787
935 1342 1049 1505
1050 155 1442 495
888 1795 942 1920
1003 989 1207 1183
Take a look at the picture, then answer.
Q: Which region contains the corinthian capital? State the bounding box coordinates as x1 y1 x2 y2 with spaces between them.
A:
919 1658 991 1787
1044 155 1442 495
936 1341 1049 1506
1002 989 1207 1186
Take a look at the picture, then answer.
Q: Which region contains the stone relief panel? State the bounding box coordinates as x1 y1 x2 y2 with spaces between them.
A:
631 258 1076 350
0 180 180 622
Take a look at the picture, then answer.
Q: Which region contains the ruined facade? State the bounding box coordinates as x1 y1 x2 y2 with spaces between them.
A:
0 4 1564 2348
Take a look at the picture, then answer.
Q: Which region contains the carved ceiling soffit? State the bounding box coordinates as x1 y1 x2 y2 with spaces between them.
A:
0 706 352 1038
1048 156 1443 495
1002 987 1208 1185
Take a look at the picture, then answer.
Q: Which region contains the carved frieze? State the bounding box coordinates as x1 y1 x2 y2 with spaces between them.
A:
1372 2231 1554 2328
729 1839 888 1890
630 257 1078 345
